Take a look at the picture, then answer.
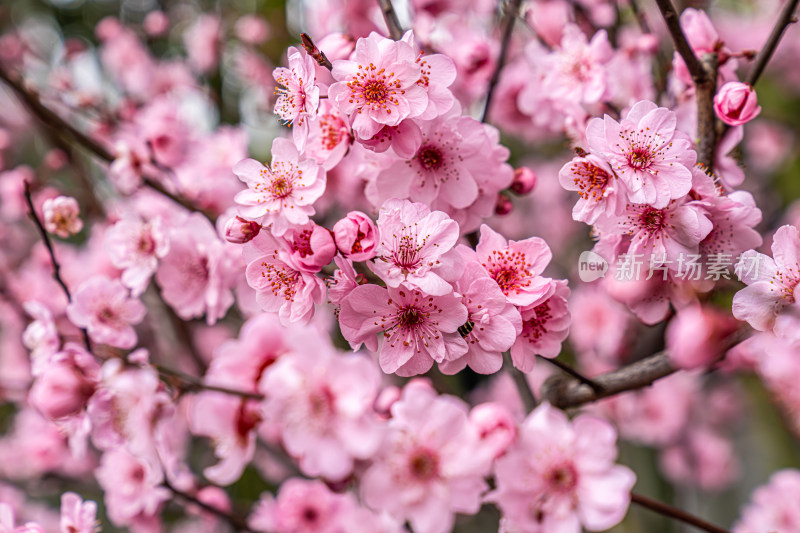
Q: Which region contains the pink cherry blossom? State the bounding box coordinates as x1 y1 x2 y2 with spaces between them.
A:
328 32 428 139
666 304 738 369
586 100 696 208
489 403 636 533
558 152 627 224
183 14 221 73
327 255 363 306
734 469 800 533
233 138 326 236
400 30 457 120
296 99 352 170
273 46 320 126
510 279 571 372
360 381 492 533
475 224 554 307
43 196 83 238
732 224 800 331
65 275 146 349
659 427 739 491
104 215 169 296
59 492 99 533
249 478 350 533
29 345 98 420
370 199 459 296
338 283 468 376
333 211 379 261
714 81 761 126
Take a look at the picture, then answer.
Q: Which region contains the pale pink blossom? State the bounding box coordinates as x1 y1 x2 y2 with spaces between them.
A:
59 492 99 533
29 345 98 420
66 276 146 349
733 469 800 533
21 301 60 376
184 14 221 73
659 427 738 491
338 283 468 376
544 24 614 105
732 224 800 332
370 199 459 296
360 381 491 533
475 224 554 307
109 140 151 194
142 11 169 36
511 279 571 372
235 15 270 45
273 47 319 126
328 32 428 139
489 403 636 533
248 478 350 533
233 138 326 236
558 152 627 224
104 216 169 296
327 255 363 306
43 196 83 238
296 100 352 170
586 100 696 208
666 304 738 369
469 402 517 461
401 30 457 120
333 211 379 261
714 81 761 126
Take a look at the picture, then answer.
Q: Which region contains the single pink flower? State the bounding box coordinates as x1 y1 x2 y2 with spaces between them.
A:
66 275 146 349
333 211 379 261
60 492 100 533
249 478 350 533
184 14 221 73
233 138 326 236
488 403 636 533
558 152 627 224
338 283 468 376
510 166 537 195
328 32 428 139
360 381 492 533
475 224 554 307
714 81 761 126
370 199 459 296
273 46 320 126
278 221 338 273
43 196 83 238
586 100 696 208
29 345 98 420
510 279 571 372
104 216 169 296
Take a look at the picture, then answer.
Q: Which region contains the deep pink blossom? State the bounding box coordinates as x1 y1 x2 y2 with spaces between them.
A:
489 403 636 533
338 283 468 376
370 199 459 296
333 211 379 261
360 381 491 533
233 138 326 236
666 304 738 369
510 279 571 372
65 275 146 349
224 215 261 244
586 100 696 208
29 345 98 420
714 81 761 126
328 32 428 139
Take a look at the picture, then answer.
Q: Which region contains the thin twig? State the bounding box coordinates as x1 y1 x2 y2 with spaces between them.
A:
154 364 264 400
503 352 537 413
653 0 708 85
631 492 732 533
163 478 254 532
22 181 92 352
376 0 404 40
481 0 524 123
537 355 602 393
0 65 212 220
745 0 800 86
300 33 333 70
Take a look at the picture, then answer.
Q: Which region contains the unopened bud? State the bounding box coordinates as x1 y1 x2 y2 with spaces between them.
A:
224 216 261 244
509 167 537 195
495 192 513 216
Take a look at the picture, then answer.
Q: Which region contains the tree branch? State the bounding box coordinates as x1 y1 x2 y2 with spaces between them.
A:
653 0 708 85
163 478 254 532
481 0 524 123
538 355 602 393
503 352 537 412
22 181 92 352
695 52 719 169
376 0 404 40
746 0 800 86
631 492 732 533
154 364 264 400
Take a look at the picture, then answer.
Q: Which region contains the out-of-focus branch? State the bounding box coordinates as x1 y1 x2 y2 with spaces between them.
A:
0 65 212 220
154 364 264 400
503 352 537 412
746 0 800 86
163 478 254 532
22 181 92 352
481 0 524 123
631 492 733 533
376 0 404 40
538 355 602 393
653 0 707 85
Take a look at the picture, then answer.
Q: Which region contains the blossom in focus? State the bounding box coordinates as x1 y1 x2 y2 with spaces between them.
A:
273 46 319 126
43 196 83 238
332 210 379 261
714 81 761 126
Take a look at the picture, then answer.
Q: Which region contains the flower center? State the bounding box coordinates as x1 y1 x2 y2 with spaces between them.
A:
269 175 293 199
362 80 388 103
408 448 439 481
417 145 443 171
319 114 348 150
628 148 652 169
398 306 427 329
523 301 552 341
572 161 611 201
637 206 666 236
547 463 578 492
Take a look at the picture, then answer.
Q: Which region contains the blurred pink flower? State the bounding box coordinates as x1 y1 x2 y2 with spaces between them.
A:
66 275 145 349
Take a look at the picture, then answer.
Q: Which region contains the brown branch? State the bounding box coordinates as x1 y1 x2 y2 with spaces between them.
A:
746 0 800 86
695 52 718 169
163 478 254 532
631 492 732 533
0 65 213 220
154 364 264 400
481 0 524 123
300 33 333 71
376 0 404 40
537 355 602 393
504 352 537 412
22 181 92 352
653 0 708 85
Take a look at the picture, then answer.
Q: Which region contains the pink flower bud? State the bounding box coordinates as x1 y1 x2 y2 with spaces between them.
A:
224 216 261 244
509 167 537 195
666 304 738 370
29 360 95 420
713 81 761 126
332 211 379 261
143 11 170 36
285 222 337 272
495 192 513 216
43 196 83 238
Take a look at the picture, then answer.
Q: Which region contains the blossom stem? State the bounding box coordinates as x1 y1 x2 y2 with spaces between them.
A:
163 478 255 532
376 0 404 40
630 491 732 533
22 180 93 353
745 0 800 86
537 356 602 393
503 352 537 412
481 0 524 123
0 65 213 221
